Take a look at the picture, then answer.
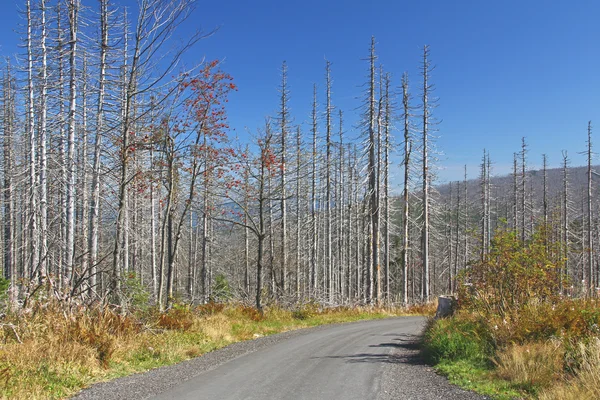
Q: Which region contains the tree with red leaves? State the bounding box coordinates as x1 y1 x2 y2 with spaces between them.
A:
212 119 282 312
154 60 237 309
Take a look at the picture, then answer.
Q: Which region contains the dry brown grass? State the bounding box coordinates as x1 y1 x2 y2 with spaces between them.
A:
493 341 564 393
539 337 600 400
0 302 405 399
200 314 235 342
403 300 437 316
0 305 138 399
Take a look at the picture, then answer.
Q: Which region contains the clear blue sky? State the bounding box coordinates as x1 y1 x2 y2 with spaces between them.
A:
1 0 599 184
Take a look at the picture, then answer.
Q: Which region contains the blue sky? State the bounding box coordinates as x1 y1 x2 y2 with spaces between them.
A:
1 0 599 185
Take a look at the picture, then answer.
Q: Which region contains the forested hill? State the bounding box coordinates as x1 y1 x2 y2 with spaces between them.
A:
436 163 597 215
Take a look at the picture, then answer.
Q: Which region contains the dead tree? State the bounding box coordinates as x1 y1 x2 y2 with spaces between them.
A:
401 72 412 305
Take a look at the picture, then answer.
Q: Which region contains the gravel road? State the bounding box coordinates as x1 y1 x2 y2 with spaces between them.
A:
72 316 487 400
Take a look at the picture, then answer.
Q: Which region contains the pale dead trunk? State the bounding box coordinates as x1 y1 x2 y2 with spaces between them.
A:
65 0 79 287
39 0 49 280
26 0 39 281
401 73 411 305
366 39 377 304
88 0 109 297
279 62 288 295
310 84 318 297
421 45 431 302
325 60 333 303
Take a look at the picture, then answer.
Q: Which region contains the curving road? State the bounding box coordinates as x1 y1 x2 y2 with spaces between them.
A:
73 317 486 400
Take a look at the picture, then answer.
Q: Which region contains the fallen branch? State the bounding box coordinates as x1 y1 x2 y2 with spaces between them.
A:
1 323 22 344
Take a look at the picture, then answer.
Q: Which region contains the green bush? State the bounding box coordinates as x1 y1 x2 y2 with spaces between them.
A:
423 316 494 365
122 273 151 311
0 277 10 308
291 308 312 320
458 227 561 321
211 274 232 303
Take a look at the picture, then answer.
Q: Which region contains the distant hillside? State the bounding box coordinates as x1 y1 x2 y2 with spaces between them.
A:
436 164 599 210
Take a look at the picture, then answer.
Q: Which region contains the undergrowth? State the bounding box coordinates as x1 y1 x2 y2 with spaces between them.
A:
422 227 600 399
0 301 425 399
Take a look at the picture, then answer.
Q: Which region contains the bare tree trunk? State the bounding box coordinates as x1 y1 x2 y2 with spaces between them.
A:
89 0 109 298
463 166 468 269
338 111 346 302
383 73 390 303
542 154 548 228
295 126 302 299
150 147 157 298
78 52 89 295
353 147 362 301
165 191 175 306
401 73 411 306
187 211 194 299
325 60 333 304
65 0 79 288
3 65 16 302
375 68 383 304
421 45 431 302
562 151 569 291
513 153 518 232
57 5 67 291
347 145 354 300
587 122 593 294
278 62 289 296
255 126 273 312
310 84 318 297
201 184 210 303
521 137 527 242
244 159 250 296
448 182 454 292
38 0 49 281
453 180 460 293
119 12 131 283
26 0 39 281
112 43 132 307
480 150 487 260
158 136 175 309
267 172 276 297
486 153 491 247
366 38 377 304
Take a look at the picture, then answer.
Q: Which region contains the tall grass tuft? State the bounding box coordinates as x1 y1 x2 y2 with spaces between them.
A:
539 337 600 400
422 316 493 365
494 341 563 394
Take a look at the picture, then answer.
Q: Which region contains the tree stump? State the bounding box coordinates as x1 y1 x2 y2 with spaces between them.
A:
435 295 457 319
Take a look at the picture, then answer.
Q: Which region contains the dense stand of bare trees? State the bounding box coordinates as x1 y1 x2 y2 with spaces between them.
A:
2 3 447 309
2 1 598 312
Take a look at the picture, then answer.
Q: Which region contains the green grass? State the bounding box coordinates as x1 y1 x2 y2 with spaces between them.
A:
422 315 530 399
435 359 523 400
422 316 493 365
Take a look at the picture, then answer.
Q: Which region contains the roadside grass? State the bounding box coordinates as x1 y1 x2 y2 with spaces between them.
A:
421 315 524 399
422 228 600 399
0 302 428 399
538 337 600 400
423 300 600 400
435 359 521 400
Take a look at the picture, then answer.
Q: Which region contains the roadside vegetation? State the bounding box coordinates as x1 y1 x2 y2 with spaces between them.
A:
422 227 600 399
0 297 430 400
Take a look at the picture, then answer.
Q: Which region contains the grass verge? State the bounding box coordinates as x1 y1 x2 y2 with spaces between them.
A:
0 303 429 399
422 301 600 399
422 315 523 399
423 228 600 399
